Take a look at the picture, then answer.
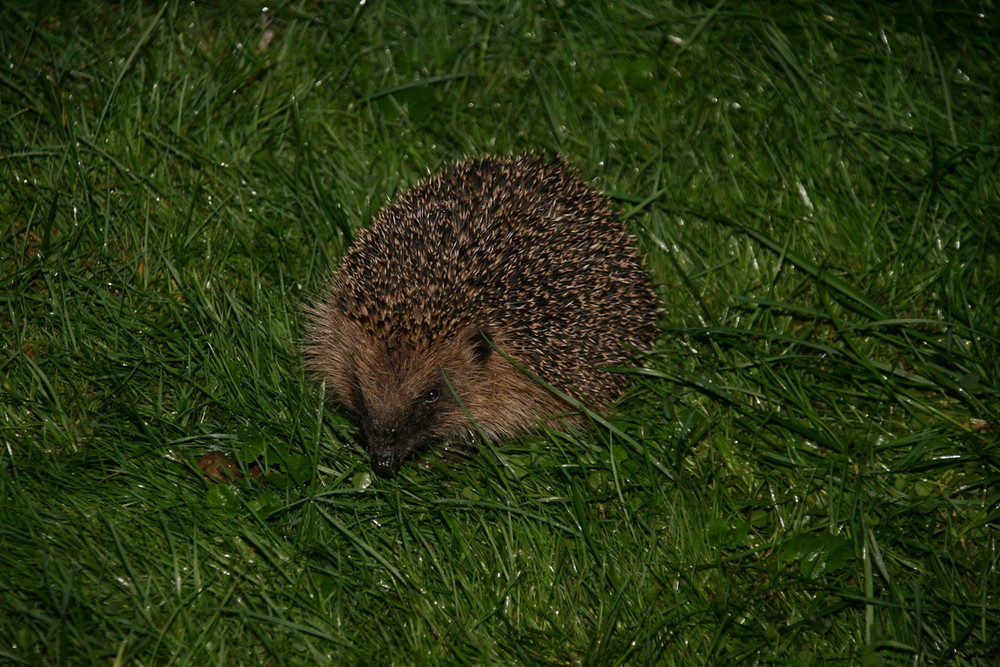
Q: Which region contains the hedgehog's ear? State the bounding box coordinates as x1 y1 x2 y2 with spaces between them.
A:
469 327 493 366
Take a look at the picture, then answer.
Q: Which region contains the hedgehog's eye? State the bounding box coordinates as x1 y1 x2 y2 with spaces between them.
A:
421 388 440 403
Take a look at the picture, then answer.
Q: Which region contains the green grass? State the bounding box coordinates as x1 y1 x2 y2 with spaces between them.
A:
2 0 998 663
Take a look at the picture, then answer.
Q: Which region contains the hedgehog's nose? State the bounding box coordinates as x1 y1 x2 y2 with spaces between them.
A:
371 454 396 478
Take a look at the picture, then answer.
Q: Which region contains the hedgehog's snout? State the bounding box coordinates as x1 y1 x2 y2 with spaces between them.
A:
364 430 395 478
364 425 405 478
370 453 397 478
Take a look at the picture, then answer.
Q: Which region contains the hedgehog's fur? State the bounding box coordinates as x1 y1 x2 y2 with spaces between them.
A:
306 155 659 477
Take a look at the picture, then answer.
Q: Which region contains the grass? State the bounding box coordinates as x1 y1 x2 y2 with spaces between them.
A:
1 0 998 664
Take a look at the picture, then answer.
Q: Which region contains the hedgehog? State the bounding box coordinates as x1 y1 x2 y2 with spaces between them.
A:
305 155 659 477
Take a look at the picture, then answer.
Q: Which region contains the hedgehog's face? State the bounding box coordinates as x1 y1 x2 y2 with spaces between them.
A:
358 331 495 477
312 314 496 477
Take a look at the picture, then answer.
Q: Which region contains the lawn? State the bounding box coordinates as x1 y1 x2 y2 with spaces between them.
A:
2 0 998 664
